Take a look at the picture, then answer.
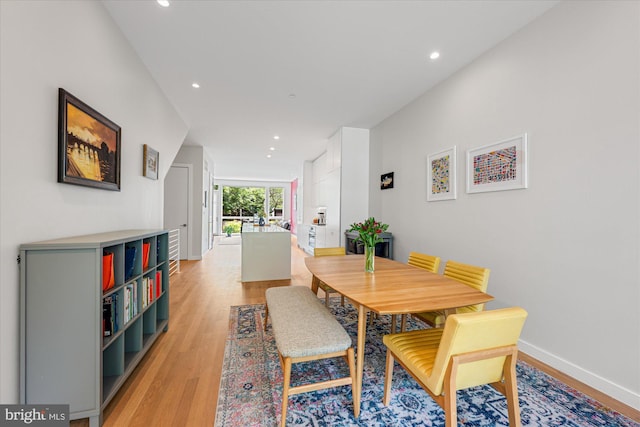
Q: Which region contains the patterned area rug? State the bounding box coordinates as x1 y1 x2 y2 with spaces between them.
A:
215 300 639 426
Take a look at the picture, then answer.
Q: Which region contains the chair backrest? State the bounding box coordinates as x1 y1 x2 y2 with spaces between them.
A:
314 247 346 257
443 260 490 312
407 252 441 273
426 307 528 395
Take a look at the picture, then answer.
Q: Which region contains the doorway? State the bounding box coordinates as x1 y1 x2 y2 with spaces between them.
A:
164 165 191 260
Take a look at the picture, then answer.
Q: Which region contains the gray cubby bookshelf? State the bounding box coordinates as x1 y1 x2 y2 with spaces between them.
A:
19 229 170 427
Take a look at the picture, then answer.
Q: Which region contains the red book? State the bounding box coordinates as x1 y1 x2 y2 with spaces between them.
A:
142 242 151 269
156 271 162 297
102 252 114 291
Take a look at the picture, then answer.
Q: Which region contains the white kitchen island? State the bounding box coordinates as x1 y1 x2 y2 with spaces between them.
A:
241 223 291 282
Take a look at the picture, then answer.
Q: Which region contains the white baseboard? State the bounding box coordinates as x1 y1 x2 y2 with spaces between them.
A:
518 339 640 410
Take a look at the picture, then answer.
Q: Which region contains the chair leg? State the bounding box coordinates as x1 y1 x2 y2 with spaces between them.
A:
443 358 459 427
400 314 407 332
281 356 292 427
340 295 345 306
383 349 395 406
390 315 397 333
264 304 269 331
503 354 522 426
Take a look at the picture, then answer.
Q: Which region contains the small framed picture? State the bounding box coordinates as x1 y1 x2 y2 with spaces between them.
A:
466 134 528 193
381 172 394 190
427 147 456 201
143 144 159 180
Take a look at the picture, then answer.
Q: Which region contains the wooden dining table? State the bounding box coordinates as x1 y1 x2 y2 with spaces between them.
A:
305 254 494 418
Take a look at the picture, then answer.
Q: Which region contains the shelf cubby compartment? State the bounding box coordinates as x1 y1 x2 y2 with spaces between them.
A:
124 317 143 355
103 243 124 288
103 334 124 401
143 303 157 347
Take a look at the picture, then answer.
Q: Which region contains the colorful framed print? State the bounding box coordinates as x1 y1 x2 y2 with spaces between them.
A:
58 88 121 191
466 134 528 194
427 147 457 201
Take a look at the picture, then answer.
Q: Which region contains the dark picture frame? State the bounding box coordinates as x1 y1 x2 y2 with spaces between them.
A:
380 172 394 190
58 88 121 191
143 144 159 180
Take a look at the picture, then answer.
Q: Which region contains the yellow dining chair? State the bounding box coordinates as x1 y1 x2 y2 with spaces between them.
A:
407 251 441 273
393 252 442 332
311 247 346 306
383 307 528 427
413 260 490 328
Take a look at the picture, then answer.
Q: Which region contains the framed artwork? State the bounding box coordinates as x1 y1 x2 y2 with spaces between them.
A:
380 172 394 190
143 144 159 180
58 88 121 191
466 134 528 194
427 147 457 201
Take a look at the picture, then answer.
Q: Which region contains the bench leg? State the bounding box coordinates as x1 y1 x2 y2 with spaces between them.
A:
281 356 292 427
311 275 320 295
346 347 357 416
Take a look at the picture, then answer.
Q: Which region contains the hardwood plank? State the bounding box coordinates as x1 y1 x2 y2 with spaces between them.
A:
68 236 638 425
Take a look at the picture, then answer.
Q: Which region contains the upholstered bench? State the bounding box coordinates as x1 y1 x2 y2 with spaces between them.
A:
264 286 356 427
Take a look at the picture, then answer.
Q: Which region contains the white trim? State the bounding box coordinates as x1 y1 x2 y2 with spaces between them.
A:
519 339 640 410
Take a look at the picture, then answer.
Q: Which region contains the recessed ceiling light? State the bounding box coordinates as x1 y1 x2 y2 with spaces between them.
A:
192 82 200 88
157 0 170 7
273 135 280 140
266 154 272 158
288 94 296 99
269 147 276 151
430 51 440 60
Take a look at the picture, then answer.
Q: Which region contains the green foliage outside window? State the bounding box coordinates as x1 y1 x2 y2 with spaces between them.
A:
222 186 265 216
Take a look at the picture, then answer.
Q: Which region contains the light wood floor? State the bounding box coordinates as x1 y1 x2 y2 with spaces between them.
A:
73 236 638 426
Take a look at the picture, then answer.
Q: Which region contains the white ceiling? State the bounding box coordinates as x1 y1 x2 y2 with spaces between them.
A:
103 0 557 182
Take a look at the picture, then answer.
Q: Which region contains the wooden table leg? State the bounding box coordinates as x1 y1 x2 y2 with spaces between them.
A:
354 304 366 418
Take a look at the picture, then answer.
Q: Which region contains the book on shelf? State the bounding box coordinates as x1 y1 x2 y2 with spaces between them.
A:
113 292 119 333
124 246 137 281
141 277 155 308
102 251 115 291
142 242 151 269
103 293 120 337
155 270 162 298
103 296 113 337
123 282 138 324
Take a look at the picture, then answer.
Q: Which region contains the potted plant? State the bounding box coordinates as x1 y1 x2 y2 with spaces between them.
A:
223 225 234 237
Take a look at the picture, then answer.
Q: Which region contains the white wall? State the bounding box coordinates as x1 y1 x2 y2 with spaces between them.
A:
339 127 370 246
0 1 188 402
369 1 639 408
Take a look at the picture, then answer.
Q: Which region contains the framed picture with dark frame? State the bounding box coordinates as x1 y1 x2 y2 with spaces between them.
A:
380 172 394 190
143 144 159 180
58 88 121 191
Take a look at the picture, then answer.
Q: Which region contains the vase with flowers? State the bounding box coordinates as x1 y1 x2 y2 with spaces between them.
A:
348 217 389 273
